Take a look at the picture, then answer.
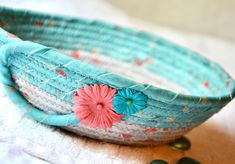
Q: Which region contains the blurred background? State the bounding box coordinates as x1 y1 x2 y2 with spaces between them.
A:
107 0 235 41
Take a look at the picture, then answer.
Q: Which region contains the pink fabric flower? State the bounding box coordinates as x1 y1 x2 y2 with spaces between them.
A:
74 84 122 128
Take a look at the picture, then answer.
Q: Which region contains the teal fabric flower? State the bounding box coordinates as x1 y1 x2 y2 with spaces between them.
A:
112 88 148 115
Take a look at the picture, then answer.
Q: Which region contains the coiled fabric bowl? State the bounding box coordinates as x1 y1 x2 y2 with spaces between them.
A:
0 7 235 145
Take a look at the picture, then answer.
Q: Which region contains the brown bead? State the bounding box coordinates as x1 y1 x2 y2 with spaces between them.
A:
169 136 191 151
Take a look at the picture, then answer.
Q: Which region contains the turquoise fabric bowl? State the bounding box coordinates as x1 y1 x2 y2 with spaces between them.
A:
0 7 234 145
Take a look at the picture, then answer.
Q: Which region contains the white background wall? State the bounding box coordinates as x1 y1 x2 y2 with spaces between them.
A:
107 0 235 41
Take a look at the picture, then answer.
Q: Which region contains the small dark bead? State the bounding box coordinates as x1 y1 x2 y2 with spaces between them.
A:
169 136 191 151
178 157 201 164
149 159 168 164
